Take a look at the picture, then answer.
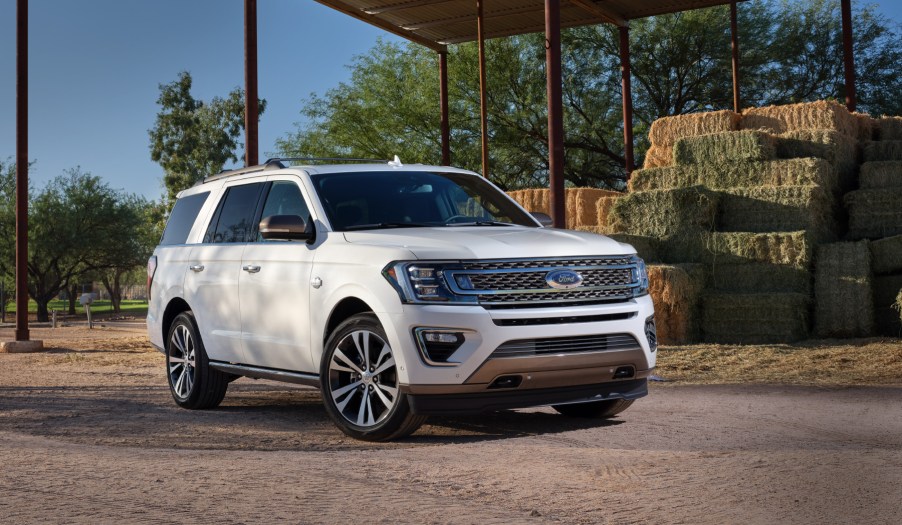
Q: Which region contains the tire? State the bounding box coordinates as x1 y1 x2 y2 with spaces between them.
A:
320 313 426 441
552 398 634 418
166 311 229 409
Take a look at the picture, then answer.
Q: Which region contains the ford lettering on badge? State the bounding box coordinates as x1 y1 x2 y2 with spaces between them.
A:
546 269 584 289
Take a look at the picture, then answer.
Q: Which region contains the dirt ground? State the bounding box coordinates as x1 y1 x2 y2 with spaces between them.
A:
1 325 901 524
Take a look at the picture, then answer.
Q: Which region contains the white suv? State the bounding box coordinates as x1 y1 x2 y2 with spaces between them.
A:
147 159 656 441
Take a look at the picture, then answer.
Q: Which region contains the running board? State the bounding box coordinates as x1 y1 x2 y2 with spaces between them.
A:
209 362 321 388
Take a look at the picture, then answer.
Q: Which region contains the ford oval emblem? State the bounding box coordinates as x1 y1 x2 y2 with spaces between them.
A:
546 269 584 289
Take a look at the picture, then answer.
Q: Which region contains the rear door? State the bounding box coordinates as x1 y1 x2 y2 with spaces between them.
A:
184 180 265 364
239 176 317 373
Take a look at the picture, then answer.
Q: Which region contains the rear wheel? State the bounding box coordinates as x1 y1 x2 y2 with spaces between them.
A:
553 399 634 418
166 311 229 409
320 313 426 441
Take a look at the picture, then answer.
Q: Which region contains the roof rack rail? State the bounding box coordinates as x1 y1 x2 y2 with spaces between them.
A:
203 161 283 183
265 157 389 167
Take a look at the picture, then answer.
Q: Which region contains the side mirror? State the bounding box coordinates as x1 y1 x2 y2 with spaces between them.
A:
259 215 313 241
530 212 553 227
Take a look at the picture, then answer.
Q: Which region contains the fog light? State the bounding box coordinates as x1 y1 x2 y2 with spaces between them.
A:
423 332 461 344
414 329 467 366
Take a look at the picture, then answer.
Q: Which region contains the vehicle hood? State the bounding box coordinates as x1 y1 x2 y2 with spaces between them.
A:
342 226 636 260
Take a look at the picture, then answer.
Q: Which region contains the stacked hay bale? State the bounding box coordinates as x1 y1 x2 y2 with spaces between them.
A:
647 264 706 344
869 235 902 337
506 187 620 230
813 241 874 337
644 110 740 168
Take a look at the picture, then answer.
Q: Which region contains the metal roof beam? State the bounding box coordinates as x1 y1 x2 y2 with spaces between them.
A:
569 0 627 27
403 4 545 31
315 0 447 51
364 0 455 15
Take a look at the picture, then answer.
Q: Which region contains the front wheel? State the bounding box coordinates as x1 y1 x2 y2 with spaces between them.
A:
320 313 426 441
552 399 634 418
166 311 229 409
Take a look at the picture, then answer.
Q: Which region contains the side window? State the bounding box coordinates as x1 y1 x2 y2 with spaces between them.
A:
257 181 312 242
205 183 264 244
160 192 209 245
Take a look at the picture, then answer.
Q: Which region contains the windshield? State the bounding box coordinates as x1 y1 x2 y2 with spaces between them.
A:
311 171 538 231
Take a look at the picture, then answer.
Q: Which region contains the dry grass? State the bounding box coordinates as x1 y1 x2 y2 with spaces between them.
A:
876 116 902 140
575 229 662 262
740 100 858 138
718 185 835 239
607 186 719 239
648 110 740 147
852 112 876 142
506 188 621 229
704 231 813 269
864 141 902 162
845 188 902 240
642 145 673 168
874 275 902 337
859 161 902 189
673 130 776 165
775 129 858 193
628 158 834 192
655 338 902 385
870 235 902 275
710 262 811 294
648 264 706 344
814 241 874 338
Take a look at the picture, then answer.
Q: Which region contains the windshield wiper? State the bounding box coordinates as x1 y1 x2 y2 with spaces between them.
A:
344 222 436 231
447 221 516 227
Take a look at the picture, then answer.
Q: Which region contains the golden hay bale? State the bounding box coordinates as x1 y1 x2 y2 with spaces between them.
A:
814 241 874 338
740 100 857 138
507 188 620 228
702 292 810 344
595 194 622 229
870 235 902 275
673 130 776 165
863 141 902 162
648 264 707 344
648 110 740 147
628 158 834 192
642 145 673 168
703 231 813 269
859 161 902 189
852 112 876 142
876 116 902 141
873 275 902 337
845 188 902 240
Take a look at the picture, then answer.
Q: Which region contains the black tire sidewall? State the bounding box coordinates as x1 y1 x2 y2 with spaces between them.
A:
166 311 208 408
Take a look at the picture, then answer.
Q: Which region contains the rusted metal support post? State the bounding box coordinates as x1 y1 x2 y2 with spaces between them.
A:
545 0 565 228
840 0 856 112
439 51 451 166
730 1 741 113
15 0 29 341
477 0 489 177
619 25 635 178
244 0 260 166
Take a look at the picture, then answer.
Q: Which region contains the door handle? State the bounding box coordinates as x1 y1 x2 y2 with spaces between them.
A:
189 265 205 272
242 265 261 273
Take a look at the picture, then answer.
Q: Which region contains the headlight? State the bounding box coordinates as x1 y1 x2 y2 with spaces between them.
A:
629 255 649 298
382 261 477 305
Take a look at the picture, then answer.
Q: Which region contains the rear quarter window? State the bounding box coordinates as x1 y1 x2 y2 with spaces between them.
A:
160 192 210 245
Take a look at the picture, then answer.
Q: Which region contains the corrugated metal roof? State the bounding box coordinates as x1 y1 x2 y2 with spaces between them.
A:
316 0 747 50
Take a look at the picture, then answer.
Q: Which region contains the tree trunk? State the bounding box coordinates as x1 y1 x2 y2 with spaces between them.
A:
101 271 123 314
68 284 78 315
35 298 50 323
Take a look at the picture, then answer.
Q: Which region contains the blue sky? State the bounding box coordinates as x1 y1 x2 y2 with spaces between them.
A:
1 0 901 200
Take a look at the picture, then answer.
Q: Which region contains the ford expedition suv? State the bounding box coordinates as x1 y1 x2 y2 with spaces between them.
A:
147 158 656 441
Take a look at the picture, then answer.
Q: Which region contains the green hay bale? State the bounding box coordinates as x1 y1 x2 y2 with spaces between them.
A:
869 235 902 275
702 231 813 269
710 263 811 294
774 129 858 193
873 275 902 337
863 141 902 162
845 188 902 240
607 233 661 263
814 241 873 338
859 161 902 189
876 117 902 141
628 158 834 192
673 130 775 166
607 186 719 239
648 264 707 344
718 185 836 240
702 293 810 344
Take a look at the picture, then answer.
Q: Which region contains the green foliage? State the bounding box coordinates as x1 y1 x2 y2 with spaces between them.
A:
278 0 902 190
149 71 267 203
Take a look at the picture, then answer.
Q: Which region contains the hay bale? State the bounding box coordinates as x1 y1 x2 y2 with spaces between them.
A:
673 130 775 165
774 129 858 193
863 141 902 162
508 188 621 229
740 100 857 138
711 263 811 294
643 145 673 168
873 274 902 337
507 189 547 215
859 161 902 189
845 188 902 239
607 233 661 263
648 264 706 344
702 293 810 344
648 110 740 147
628 158 834 192
876 116 902 141
814 241 873 338
703 231 813 269
595 194 622 229
607 186 719 239
718 185 836 239
852 112 876 142
869 235 902 275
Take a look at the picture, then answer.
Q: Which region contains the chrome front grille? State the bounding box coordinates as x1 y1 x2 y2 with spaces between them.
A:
492 333 642 358
445 256 638 308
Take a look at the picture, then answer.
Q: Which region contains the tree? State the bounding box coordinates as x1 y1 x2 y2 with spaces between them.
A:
278 0 902 190
149 71 267 203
